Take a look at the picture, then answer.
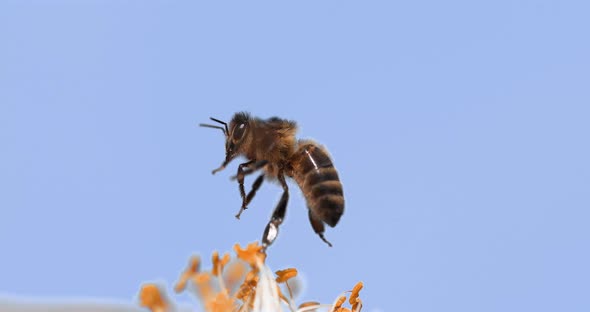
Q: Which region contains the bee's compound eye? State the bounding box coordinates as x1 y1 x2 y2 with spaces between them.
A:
232 123 247 141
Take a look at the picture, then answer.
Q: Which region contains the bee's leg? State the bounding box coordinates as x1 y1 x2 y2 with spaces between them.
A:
231 160 268 180
234 160 268 219
308 210 333 247
236 174 265 219
211 159 230 175
236 160 256 212
262 172 289 250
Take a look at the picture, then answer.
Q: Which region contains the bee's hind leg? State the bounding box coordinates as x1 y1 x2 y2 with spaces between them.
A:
261 171 289 250
308 210 333 247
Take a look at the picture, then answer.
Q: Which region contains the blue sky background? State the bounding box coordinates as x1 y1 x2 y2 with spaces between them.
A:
1 1 589 311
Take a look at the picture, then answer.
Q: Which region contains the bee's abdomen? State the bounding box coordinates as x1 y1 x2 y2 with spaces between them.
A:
292 143 344 227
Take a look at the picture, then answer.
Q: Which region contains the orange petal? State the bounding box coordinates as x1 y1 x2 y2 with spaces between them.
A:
192 272 214 301
211 251 221 276
234 242 266 267
139 284 168 312
235 285 252 301
349 281 363 305
205 291 237 312
235 269 259 302
221 252 231 266
298 301 320 311
275 268 298 283
333 295 347 309
174 256 200 293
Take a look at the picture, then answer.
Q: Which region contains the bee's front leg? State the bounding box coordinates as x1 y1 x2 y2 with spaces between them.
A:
231 160 268 181
235 174 265 219
234 160 268 219
236 160 255 210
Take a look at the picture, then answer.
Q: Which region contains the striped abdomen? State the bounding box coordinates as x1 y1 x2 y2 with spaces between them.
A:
290 142 344 227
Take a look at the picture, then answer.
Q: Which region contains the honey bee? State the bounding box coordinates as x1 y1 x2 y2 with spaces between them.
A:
200 112 344 249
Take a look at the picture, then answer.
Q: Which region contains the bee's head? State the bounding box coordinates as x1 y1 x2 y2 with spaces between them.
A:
200 112 251 174
226 112 251 157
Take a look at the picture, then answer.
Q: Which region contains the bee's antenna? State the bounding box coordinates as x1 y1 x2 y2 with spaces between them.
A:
209 117 229 133
199 117 228 135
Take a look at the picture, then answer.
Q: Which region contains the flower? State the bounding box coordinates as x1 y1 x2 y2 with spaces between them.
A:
174 256 200 293
139 241 364 312
139 284 169 312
